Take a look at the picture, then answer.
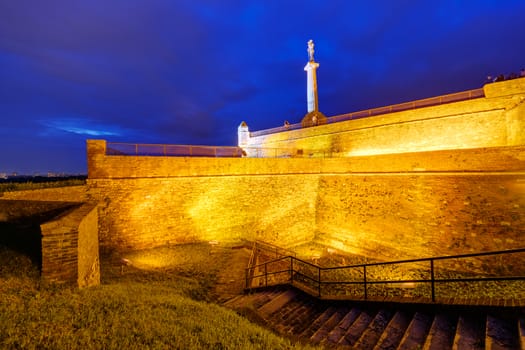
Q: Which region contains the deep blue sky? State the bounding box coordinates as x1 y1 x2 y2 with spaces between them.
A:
1 1 524 174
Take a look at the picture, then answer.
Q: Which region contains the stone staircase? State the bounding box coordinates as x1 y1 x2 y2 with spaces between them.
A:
224 286 525 349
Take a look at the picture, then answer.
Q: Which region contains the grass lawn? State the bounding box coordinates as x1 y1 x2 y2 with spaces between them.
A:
0 245 320 350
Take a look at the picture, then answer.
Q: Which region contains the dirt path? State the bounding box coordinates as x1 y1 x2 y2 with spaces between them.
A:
210 246 252 303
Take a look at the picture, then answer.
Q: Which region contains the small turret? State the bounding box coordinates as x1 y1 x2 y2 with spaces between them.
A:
238 121 250 148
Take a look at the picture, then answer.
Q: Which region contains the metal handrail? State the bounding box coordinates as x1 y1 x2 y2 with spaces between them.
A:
105 142 306 158
106 143 246 157
250 87 485 138
253 240 297 259
321 247 525 270
245 247 525 304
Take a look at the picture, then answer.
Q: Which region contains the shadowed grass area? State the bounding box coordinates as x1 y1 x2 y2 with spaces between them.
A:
0 245 320 350
0 178 86 193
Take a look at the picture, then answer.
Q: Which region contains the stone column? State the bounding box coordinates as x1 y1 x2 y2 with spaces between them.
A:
304 40 320 113
301 40 327 128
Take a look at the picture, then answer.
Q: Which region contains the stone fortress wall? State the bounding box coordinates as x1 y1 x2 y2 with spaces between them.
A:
87 78 525 262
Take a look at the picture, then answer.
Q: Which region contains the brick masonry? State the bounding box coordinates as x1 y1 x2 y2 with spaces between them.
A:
88 175 318 252
0 187 100 288
40 202 99 287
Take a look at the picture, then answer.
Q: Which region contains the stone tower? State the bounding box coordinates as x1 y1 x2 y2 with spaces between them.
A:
237 121 249 148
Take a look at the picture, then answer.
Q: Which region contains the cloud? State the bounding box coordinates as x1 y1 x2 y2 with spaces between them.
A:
42 119 121 137
1 0 525 173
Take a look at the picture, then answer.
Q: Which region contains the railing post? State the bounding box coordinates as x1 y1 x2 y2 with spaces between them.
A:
430 259 435 302
265 263 268 287
290 258 293 285
163 144 166 156
318 267 321 297
364 265 367 300
135 144 138 155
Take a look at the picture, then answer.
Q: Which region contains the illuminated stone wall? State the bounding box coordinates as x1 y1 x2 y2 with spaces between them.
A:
87 141 320 252
246 79 525 156
87 139 524 261
87 78 524 261
88 175 318 252
313 146 523 261
316 173 525 261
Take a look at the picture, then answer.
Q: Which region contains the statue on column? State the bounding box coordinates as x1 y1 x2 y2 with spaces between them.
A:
301 39 327 128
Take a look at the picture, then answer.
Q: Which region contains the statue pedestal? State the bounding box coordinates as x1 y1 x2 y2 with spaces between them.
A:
301 110 327 128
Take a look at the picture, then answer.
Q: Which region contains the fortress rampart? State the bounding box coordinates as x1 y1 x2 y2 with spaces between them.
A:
245 79 525 157
86 78 525 261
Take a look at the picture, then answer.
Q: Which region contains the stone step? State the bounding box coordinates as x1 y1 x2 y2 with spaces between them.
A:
310 307 350 344
226 287 524 350
373 310 413 350
338 309 376 346
258 289 297 317
222 287 284 309
275 299 302 322
280 299 315 331
288 303 326 335
519 317 525 350
422 313 457 350
266 297 301 328
353 309 394 350
397 312 433 350
300 306 338 339
253 289 285 309
324 307 362 344
452 314 485 350
485 314 521 350
222 294 245 307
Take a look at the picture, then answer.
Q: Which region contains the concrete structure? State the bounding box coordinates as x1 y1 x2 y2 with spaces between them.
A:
86 77 525 263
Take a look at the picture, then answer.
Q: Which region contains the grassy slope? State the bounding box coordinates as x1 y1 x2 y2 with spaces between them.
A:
0 246 319 350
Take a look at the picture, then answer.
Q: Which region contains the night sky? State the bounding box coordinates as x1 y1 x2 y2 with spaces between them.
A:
1 1 524 174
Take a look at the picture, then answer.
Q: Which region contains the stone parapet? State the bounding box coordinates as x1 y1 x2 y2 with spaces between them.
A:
87 140 525 179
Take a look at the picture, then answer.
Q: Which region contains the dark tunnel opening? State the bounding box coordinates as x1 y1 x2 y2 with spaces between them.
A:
0 221 43 270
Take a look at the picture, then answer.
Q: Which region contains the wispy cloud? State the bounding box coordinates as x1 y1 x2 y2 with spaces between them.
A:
41 118 122 137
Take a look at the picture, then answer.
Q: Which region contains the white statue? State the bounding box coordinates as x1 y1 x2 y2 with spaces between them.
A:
307 40 315 62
